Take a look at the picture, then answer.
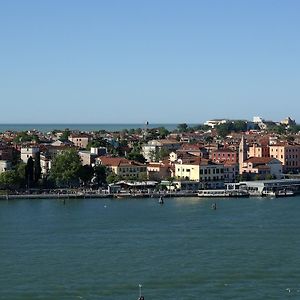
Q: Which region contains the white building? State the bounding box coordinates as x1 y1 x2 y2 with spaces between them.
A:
0 160 12 173
142 140 181 162
204 119 228 128
40 154 52 178
21 147 39 163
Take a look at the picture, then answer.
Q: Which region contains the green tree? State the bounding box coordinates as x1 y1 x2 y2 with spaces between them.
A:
177 123 188 132
268 125 286 135
60 129 71 142
34 153 41 185
86 138 107 150
93 165 107 186
13 132 32 143
16 162 26 187
287 124 300 134
216 123 231 138
138 172 148 181
78 165 94 186
192 124 210 131
127 151 146 163
49 149 81 187
158 127 169 138
25 157 34 188
0 170 20 189
106 173 121 184
233 120 247 132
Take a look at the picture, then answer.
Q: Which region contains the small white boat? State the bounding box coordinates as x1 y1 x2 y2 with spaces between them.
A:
262 190 276 197
197 189 249 198
276 190 294 197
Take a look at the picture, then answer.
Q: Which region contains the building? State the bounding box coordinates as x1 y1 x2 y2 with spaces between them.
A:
21 146 39 163
0 145 13 161
90 147 107 156
142 139 181 162
210 148 238 164
280 117 296 127
239 136 248 173
174 157 224 189
96 156 147 179
240 157 282 179
239 179 300 195
248 143 270 158
68 134 91 149
269 143 300 173
40 153 52 178
204 119 228 128
223 162 239 183
147 161 171 181
0 160 12 173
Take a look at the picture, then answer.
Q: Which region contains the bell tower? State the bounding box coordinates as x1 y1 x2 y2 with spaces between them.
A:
239 135 248 174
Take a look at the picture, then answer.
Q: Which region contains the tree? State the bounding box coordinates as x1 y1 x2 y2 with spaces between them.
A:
158 127 169 138
93 165 107 186
177 123 188 132
216 123 231 138
25 157 34 188
138 172 148 181
192 124 210 131
158 148 169 160
33 153 41 185
60 129 71 142
49 149 82 187
87 138 107 150
16 162 26 187
233 120 247 132
106 173 122 184
127 151 146 163
13 132 33 143
78 165 94 186
287 124 300 134
0 170 20 189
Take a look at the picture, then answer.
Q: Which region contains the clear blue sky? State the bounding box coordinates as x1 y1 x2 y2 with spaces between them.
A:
0 0 299 124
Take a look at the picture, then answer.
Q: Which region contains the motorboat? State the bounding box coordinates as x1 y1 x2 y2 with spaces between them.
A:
197 189 249 198
275 190 294 197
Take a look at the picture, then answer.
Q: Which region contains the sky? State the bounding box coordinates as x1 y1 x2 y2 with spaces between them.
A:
0 0 299 124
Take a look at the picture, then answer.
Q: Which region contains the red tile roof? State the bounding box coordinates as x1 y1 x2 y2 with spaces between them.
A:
97 156 144 167
244 157 277 164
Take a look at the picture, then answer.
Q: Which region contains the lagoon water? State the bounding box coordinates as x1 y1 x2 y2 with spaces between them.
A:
1 196 300 300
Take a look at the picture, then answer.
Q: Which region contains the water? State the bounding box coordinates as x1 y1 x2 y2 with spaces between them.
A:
0 124 189 133
1 196 300 299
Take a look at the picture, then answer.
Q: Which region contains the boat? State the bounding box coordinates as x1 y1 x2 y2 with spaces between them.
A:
197 189 249 198
275 190 294 197
262 190 276 197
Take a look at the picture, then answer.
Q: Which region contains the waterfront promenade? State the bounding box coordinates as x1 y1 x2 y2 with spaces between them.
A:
0 190 197 200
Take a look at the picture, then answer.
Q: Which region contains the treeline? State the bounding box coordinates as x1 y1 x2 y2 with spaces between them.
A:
0 149 107 190
215 121 251 138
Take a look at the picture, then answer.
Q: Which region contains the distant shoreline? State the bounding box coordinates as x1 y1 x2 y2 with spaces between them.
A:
0 123 197 132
